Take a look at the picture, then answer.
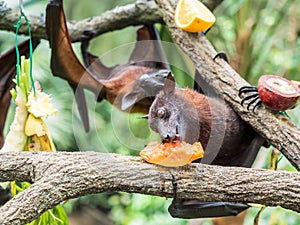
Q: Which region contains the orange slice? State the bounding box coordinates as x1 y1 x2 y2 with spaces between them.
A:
140 141 204 167
175 0 216 33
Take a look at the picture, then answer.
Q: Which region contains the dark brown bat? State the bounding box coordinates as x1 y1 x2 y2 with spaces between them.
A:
149 72 263 166
0 38 40 148
46 0 169 131
148 73 265 218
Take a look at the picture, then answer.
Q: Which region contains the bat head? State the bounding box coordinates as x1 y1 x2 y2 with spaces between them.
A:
148 72 200 144
121 69 170 111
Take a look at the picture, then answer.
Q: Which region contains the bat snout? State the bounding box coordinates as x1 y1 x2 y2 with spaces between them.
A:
162 134 171 143
161 126 180 143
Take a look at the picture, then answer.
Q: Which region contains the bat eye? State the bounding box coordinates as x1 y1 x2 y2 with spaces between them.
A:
157 108 166 119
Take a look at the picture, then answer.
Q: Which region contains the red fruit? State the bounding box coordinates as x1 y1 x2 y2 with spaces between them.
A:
257 75 300 111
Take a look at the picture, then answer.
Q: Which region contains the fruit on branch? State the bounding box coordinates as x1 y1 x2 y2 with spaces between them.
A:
174 0 216 33
257 75 300 111
239 75 300 112
140 141 204 167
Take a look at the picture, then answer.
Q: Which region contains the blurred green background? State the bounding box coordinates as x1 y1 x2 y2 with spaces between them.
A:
1 0 300 224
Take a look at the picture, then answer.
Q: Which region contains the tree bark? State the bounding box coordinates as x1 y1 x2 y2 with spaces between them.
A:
0 151 299 225
155 0 300 170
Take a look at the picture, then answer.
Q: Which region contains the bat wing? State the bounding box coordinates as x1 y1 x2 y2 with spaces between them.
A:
129 25 169 70
121 25 171 111
81 25 170 80
0 38 40 148
169 200 249 219
81 39 114 81
46 0 104 132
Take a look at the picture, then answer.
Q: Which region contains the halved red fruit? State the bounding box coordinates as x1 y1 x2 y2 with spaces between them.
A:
257 75 300 111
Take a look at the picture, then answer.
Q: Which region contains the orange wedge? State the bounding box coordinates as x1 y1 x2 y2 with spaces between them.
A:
140 141 204 167
175 0 216 33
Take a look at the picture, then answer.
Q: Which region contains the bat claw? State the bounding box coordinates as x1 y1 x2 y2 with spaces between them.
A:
169 171 178 200
238 86 258 97
213 51 229 63
81 30 96 40
239 86 261 111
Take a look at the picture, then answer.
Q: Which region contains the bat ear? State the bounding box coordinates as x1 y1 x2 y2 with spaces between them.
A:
163 72 175 95
121 91 141 111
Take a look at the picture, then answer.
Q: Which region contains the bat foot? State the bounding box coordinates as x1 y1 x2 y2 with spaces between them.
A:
81 30 96 40
81 30 96 54
81 30 97 68
213 51 229 63
239 86 262 112
169 171 178 200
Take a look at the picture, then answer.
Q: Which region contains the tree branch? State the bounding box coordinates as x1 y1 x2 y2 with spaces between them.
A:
0 151 299 224
0 0 162 42
155 0 300 170
0 0 222 42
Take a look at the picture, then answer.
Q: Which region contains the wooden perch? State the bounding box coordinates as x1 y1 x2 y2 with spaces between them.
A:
155 0 300 170
0 151 299 224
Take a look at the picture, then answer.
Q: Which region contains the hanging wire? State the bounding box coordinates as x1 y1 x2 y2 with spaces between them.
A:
19 0 23 13
14 0 35 94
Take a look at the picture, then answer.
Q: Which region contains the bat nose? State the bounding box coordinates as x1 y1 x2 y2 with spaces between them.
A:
163 134 171 142
162 134 176 143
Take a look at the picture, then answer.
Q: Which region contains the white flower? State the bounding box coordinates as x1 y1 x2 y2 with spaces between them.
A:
27 91 57 118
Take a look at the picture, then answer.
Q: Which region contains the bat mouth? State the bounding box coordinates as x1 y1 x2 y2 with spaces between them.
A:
162 126 180 144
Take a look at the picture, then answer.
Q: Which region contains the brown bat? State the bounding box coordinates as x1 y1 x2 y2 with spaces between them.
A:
46 0 170 132
0 38 40 148
148 73 265 218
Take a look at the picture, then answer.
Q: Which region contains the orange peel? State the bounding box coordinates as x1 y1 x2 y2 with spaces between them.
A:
175 0 216 33
140 141 204 167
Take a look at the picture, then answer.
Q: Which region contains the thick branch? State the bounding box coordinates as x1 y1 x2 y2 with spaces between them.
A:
0 151 299 224
155 0 300 170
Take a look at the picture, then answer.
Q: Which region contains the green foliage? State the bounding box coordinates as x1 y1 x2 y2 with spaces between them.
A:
10 182 69 225
28 205 69 225
108 193 187 225
208 0 300 84
245 207 300 225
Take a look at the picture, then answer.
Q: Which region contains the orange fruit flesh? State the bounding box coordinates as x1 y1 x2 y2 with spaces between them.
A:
140 141 204 167
175 0 216 33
